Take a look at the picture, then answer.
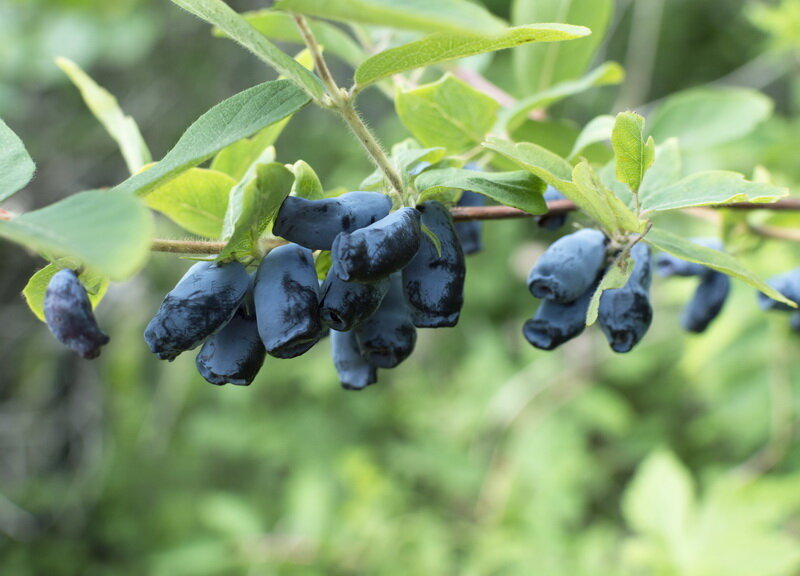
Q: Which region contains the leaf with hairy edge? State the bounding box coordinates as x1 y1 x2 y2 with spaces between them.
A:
648 88 773 149
56 57 152 174
274 0 507 35
512 0 614 94
145 168 235 239
355 24 591 87
220 160 295 261
396 74 499 154
644 227 795 307
0 119 36 202
641 171 787 214
568 115 615 160
113 80 309 197
586 254 635 326
290 161 324 200
214 10 365 67
501 62 624 131
415 168 547 214
612 112 655 194
0 190 153 280
169 0 324 99
23 264 109 322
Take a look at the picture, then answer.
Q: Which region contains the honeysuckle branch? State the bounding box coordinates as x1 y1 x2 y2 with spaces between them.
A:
291 14 406 204
149 198 800 254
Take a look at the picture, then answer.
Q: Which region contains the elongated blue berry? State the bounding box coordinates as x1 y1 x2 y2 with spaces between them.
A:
681 271 730 333
331 329 378 390
44 269 109 359
355 273 417 369
320 260 389 332
273 192 392 251
403 201 466 328
333 207 422 282
145 261 250 361
528 228 608 303
196 308 266 386
454 190 484 255
254 244 323 359
757 268 800 311
523 283 595 350
598 243 653 353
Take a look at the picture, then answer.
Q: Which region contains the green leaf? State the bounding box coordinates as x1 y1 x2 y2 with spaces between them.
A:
211 135 279 182
568 114 615 160
644 227 796 307
355 24 591 88
572 161 643 235
641 171 788 214
639 139 682 197
500 62 624 131
23 264 109 323
622 450 695 552
648 87 773 149
0 120 35 202
586 255 635 326
483 137 641 234
512 0 614 94
290 160 324 200
396 74 500 154
112 80 309 197
56 57 152 175
0 190 153 280
220 160 294 261
145 168 235 239
612 112 655 194
414 168 547 214
315 250 333 280
169 0 324 100
215 10 365 67
274 0 507 35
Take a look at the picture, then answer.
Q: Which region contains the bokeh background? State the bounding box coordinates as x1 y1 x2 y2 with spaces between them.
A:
3 0 800 574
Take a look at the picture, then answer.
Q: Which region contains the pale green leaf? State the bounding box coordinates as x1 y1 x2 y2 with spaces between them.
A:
573 160 643 235
145 168 235 239
290 160 324 200
512 0 614 94
56 57 152 174
396 74 500 154
568 114 615 160
648 87 773 149
221 161 295 261
0 190 153 280
414 168 547 214
641 171 788 214
644 227 796 307
639 139 682 197
274 0 507 35
112 80 309 197
356 24 591 87
215 10 365 67
612 112 655 194
0 119 36 202
170 0 324 99
586 255 635 326
483 136 574 183
622 450 695 553
501 62 624 131
23 264 109 323
211 133 279 181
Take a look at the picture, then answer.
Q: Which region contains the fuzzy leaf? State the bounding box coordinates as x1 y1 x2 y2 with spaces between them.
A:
23 264 109 323
612 112 655 194
0 119 36 202
356 24 591 87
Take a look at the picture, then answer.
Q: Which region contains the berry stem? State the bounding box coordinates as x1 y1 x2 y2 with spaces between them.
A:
292 14 406 205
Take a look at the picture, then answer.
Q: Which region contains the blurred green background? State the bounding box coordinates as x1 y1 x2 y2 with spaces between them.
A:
3 0 800 574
